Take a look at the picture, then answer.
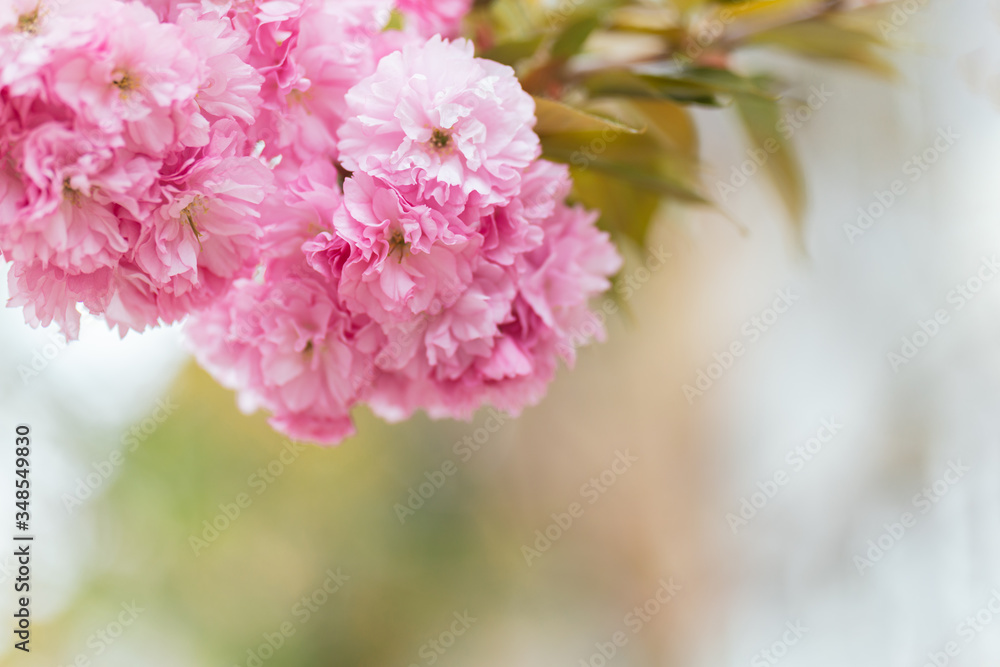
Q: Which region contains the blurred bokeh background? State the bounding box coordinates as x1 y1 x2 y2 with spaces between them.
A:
3 0 1000 665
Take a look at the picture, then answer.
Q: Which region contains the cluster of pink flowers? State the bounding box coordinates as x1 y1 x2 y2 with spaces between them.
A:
0 0 273 335
1 0 621 444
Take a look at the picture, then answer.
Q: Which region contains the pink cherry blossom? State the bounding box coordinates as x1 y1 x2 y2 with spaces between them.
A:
105 121 274 333
186 253 381 445
395 0 471 37
6 261 112 339
242 0 405 166
0 121 161 273
260 157 343 259
0 0 271 337
2 1 624 445
337 35 540 215
363 161 621 424
47 2 206 154
175 5 263 127
515 162 622 344
0 0 106 96
305 172 480 326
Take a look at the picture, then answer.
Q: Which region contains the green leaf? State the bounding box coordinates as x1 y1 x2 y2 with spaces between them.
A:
582 67 777 106
536 111 707 245
606 6 681 35
583 70 722 106
669 67 777 99
743 19 896 77
533 97 644 136
732 93 806 244
541 132 708 202
571 168 663 247
479 35 545 66
625 99 699 158
487 0 541 39
552 14 602 58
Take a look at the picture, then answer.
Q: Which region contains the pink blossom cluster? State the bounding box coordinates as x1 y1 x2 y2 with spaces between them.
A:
1 0 622 444
0 0 273 336
0 0 462 335
189 36 621 443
